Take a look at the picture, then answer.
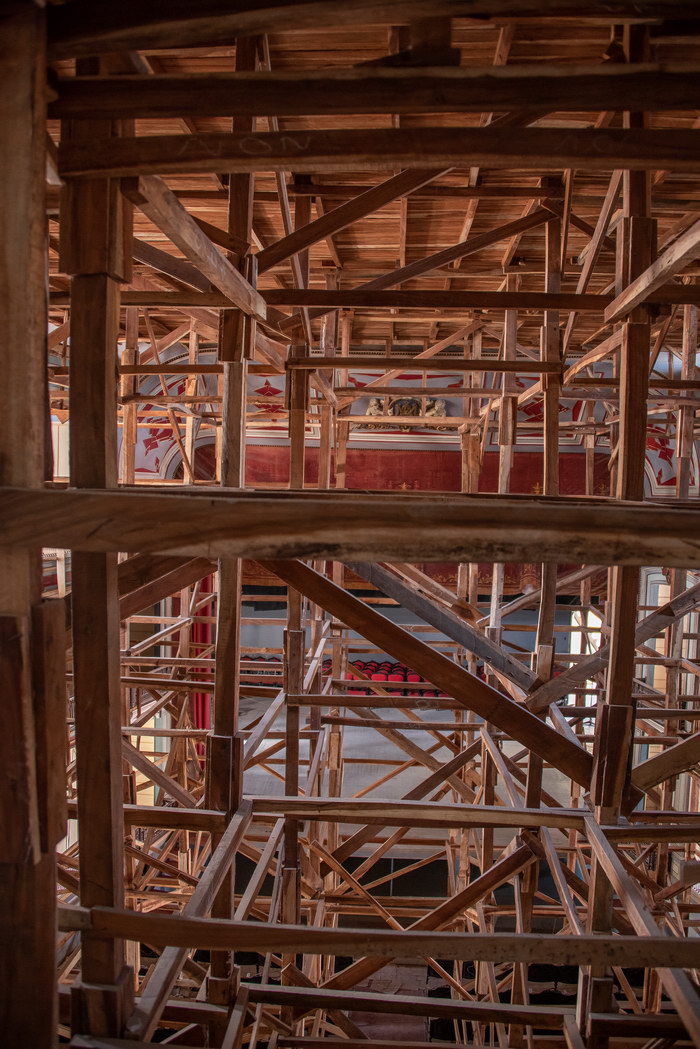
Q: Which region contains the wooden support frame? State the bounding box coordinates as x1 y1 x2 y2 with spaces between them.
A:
10 10 700 1048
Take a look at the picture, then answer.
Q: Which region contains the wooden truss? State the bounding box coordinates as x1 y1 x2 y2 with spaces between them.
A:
3 3 700 1048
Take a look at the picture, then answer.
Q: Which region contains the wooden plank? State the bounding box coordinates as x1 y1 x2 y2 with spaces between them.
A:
48 3 700 59
347 561 536 690
132 238 213 293
256 168 446 272
0 616 40 861
250 796 584 831
58 128 700 179
125 801 252 1041
632 731 700 791
121 740 198 807
289 355 559 372
605 215 700 322
119 556 214 619
31 599 68 851
0 7 57 1046
259 560 594 787
60 906 700 968
267 289 614 311
528 578 700 710
4 486 700 568
585 816 700 1045
245 980 593 1028
123 175 266 320
47 283 700 310
49 65 700 120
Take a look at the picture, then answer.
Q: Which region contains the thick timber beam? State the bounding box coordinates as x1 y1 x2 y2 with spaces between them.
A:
3 487 700 567
0 5 56 1047
58 128 700 179
47 1 700 60
259 559 594 788
49 65 700 120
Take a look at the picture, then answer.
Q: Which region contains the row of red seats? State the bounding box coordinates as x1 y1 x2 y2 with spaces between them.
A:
244 656 462 697
324 658 448 697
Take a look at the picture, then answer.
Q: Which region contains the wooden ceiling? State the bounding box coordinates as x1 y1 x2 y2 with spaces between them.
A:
46 13 700 354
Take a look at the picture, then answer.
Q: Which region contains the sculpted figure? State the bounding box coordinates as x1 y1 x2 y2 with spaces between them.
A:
361 396 387 430
425 397 448 430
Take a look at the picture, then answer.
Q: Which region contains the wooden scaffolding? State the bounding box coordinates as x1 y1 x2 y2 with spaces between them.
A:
2 2 700 1046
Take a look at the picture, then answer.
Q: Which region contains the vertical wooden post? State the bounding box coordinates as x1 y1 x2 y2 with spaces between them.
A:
532 212 562 688
183 327 199 484
488 280 518 638
584 25 655 1032
207 34 258 1012
0 10 69 1043
288 364 308 489
61 56 133 1035
120 307 139 485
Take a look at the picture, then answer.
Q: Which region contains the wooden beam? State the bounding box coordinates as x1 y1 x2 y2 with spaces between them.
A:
4 486 700 568
62 60 133 1025
605 215 700 322
48 283 700 310
562 169 623 351
50 64 700 120
0 11 59 1046
585 816 700 1045
119 804 226 833
256 168 446 272
346 561 536 691
325 741 481 868
0 617 40 861
118 556 214 620
632 730 700 791
251 795 584 831
267 289 616 311
528 578 700 711
123 175 266 320
125 801 252 1041
290 355 559 372
60 906 700 969
121 740 198 807
259 559 594 788
48 2 700 59
58 128 700 179
241 980 644 1029
132 238 213 293
317 845 537 992
275 208 554 334
336 321 481 408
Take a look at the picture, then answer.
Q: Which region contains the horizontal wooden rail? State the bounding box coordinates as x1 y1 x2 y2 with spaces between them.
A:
4 486 700 567
56 905 700 968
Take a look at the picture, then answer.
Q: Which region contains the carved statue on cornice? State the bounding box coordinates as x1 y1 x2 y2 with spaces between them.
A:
358 395 448 430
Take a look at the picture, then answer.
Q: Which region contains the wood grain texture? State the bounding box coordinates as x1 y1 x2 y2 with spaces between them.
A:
3 486 700 567
47 0 700 59
59 128 700 179
49 65 700 119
